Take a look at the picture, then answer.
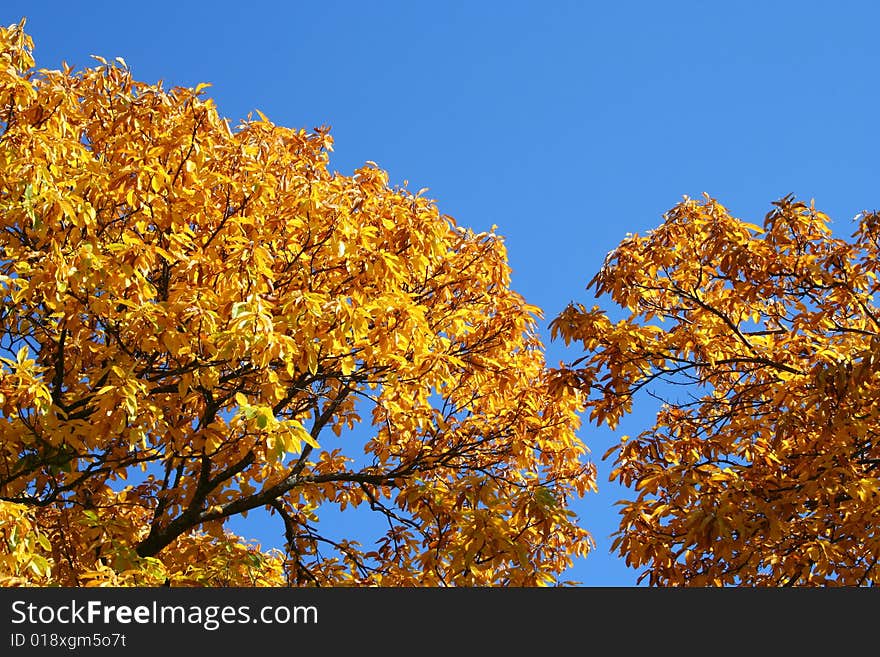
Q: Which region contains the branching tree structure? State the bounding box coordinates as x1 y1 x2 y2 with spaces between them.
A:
0 21 594 586
553 193 880 586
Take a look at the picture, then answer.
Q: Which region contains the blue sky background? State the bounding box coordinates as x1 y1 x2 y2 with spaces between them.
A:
5 0 878 586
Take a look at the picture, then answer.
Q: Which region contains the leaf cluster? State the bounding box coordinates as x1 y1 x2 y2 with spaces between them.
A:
0 20 594 587
552 193 880 585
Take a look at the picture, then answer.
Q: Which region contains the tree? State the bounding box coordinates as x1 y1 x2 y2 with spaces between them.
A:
551 193 880 586
0 20 595 587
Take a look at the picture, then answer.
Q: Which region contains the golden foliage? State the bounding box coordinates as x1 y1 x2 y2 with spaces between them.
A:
0 20 594 587
552 193 880 585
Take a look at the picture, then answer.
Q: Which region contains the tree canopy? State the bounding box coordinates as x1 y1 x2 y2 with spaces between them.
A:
552 193 880 586
7 16 879 589
0 20 594 586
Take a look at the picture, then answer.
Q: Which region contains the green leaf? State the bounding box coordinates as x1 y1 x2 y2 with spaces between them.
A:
36 533 52 551
534 486 557 508
231 301 248 319
28 555 50 577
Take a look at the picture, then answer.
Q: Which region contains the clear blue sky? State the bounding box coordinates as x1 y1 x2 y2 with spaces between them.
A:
6 0 879 586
